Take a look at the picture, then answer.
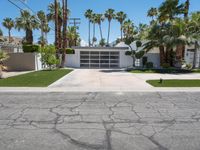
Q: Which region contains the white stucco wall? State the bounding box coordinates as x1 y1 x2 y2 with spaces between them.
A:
66 51 80 68
65 48 133 68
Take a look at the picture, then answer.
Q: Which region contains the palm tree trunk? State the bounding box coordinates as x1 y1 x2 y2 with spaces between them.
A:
193 41 198 69
184 0 190 19
45 32 48 44
88 21 91 47
107 21 111 45
159 45 165 67
61 0 67 68
8 29 11 43
26 29 33 44
99 24 103 41
55 0 60 61
120 23 123 41
58 19 62 50
92 23 95 46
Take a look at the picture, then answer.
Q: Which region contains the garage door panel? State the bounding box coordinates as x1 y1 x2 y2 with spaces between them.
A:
80 51 119 68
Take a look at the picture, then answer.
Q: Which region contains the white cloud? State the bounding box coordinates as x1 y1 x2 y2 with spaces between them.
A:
80 39 88 47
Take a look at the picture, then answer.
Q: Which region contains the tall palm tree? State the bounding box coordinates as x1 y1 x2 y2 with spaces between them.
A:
105 9 115 45
84 9 93 47
94 14 104 41
91 13 97 46
147 7 158 21
116 11 127 41
15 10 38 44
37 10 49 47
48 1 63 51
43 24 50 44
2 18 14 43
61 0 68 68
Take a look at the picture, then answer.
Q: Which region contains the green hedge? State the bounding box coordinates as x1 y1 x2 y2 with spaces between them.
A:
23 44 40 53
66 48 75 54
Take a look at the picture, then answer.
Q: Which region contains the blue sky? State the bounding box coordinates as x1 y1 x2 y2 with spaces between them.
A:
0 0 200 45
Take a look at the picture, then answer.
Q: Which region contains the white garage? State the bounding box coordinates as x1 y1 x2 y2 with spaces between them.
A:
65 47 133 68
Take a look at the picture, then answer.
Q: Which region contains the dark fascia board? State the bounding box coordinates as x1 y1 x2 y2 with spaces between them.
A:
72 46 129 50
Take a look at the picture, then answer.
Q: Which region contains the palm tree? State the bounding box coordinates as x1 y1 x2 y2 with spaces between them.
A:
15 10 39 44
184 0 190 19
116 11 127 41
48 1 63 51
91 13 97 46
147 7 158 21
105 9 115 45
61 0 68 68
43 24 50 44
0 50 9 79
122 19 135 38
158 0 185 22
84 9 93 47
67 26 80 47
143 22 168 66
2 18 14 43
94 14 104 41
37 10 49 47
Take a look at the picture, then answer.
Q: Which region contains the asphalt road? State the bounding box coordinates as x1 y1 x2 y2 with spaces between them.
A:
0 92 200 150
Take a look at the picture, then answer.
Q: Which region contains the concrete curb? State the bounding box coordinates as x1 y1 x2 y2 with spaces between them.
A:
1 87 200 93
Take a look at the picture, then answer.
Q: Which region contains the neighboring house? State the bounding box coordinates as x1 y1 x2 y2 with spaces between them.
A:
0 36 23 53
0 36 42 71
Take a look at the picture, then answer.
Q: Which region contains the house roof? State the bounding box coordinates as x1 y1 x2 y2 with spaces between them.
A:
72 46 129 50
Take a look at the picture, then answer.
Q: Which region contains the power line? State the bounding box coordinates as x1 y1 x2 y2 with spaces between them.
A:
17 0 55 32
7 0 23 11
7 0 55 32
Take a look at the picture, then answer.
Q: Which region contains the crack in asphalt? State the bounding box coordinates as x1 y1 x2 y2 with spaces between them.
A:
0 92 200 150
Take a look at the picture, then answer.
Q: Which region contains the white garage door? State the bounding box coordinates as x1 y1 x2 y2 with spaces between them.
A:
80 51 119 68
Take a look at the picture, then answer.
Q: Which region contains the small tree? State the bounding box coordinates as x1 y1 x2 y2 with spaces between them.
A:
0 50 9 79
40 45 59 70
125 38 144 67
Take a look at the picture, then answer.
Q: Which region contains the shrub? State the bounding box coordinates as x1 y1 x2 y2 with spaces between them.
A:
125 51 132 56
66 48 75 54
162 63 171 69
146 62 154 68
135 50 145 59
23 44 40 53
40 45 59 70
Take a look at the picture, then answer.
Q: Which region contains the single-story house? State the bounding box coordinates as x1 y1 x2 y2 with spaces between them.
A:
65 42 200 69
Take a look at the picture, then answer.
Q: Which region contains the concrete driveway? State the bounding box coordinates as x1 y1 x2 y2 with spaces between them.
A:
49 69 153 91
0 92 200 150
49 69 200 91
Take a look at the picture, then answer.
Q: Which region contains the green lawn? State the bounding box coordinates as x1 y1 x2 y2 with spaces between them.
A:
0 69 72 87
129 69 200 74
147 79 200 87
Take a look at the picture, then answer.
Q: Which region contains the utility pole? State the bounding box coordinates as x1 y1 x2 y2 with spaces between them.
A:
69 18 81 46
